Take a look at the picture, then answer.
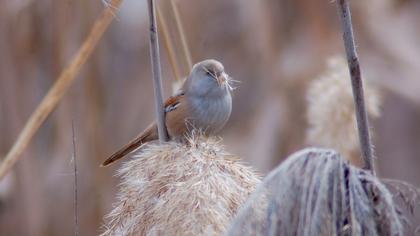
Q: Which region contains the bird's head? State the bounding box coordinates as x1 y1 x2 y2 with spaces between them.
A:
184 59 233 97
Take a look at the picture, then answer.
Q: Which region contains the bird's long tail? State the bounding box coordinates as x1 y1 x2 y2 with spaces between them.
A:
101 123 158 166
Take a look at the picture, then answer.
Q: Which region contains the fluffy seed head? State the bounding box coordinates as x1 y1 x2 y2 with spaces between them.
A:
226 148 403 236
101 136 260 236
306 56 381 165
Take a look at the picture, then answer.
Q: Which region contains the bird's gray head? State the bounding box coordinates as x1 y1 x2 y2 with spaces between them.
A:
184 59 231 97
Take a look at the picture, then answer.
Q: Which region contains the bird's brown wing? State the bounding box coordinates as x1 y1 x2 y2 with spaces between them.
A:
164 92 184 111
101 122 158 166
101 93 185 167
165 93 188 138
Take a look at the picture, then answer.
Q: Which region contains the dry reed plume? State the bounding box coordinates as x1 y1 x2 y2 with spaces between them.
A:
101 136 260 236
306 57 381 166
226 148 403 235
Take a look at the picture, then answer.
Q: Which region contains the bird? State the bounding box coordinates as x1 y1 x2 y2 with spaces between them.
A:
101 59 233 166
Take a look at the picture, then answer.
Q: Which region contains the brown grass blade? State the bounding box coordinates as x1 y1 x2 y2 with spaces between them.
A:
157 6 181 82
171 0 192 71
0 0 124 181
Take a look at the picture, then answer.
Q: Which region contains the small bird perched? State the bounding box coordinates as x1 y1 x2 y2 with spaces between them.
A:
101 59 233 166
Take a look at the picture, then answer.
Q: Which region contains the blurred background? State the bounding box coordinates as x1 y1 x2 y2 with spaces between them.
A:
0 0 419 235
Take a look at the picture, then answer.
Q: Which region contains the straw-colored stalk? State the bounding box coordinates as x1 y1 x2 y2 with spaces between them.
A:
170 0 192 71
0 0 123 181
101 136 260 236
156 6 181 82
305 57 381 167
156 4 187 95
226 148 403 235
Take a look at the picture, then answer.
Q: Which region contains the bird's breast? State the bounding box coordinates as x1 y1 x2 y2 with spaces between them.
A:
186 93 232 135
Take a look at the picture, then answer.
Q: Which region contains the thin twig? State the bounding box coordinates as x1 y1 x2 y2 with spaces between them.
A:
336 0 375 175
0 0 123 181
157 6 182 81
147 0 168 142
171 0 193 71
71 121 79 236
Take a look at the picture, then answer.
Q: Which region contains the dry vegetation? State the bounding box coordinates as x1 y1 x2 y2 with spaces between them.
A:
305 57 381 167
226 148 402 235
0 0 420 235
101 137 260 235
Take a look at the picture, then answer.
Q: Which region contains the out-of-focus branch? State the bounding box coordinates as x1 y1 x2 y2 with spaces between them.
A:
147 0 168 142
171 0 192 71
157 6 181 81
0 0 123 181
336 0 375 175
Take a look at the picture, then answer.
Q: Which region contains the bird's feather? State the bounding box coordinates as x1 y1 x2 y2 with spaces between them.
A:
101 93 185 167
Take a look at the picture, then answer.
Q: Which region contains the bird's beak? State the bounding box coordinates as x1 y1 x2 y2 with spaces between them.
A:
216 72 227 86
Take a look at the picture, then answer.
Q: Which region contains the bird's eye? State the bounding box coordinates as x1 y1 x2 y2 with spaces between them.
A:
206 70 213 76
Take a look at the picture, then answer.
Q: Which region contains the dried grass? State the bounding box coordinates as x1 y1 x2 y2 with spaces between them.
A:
226 148 403 236
101 136 260 236
306 57 381 166
0 0 123 181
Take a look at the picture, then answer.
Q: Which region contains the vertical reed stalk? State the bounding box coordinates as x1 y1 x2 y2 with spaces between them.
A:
147 0 168 142
336 0 375 175
71 122 79 236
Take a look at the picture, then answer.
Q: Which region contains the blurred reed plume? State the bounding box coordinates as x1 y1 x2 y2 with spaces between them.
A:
305 57 381 166
101 136 260 236
226 148 403 236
